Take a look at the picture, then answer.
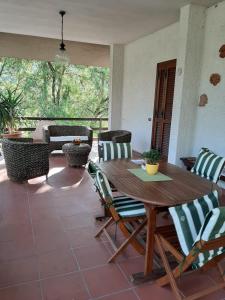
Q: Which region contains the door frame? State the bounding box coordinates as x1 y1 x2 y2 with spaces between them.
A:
151 59 177 159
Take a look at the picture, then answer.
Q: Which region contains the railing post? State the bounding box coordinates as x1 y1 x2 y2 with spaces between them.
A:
99 118 102 134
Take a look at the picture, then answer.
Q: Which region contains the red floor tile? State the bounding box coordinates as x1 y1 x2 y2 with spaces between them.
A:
82 264 130 298
0 282 42 300
66 226 104 249
99 289 138 300
38 249 78 278
30 206 60 222
61 212 98 230
135 282 175 300
178 271 225 299
41 273 90 300
0 237 35 262
0 223 32 242
33 218 64 236
118 256 145 280
0 256 38 287
34 231 70 254
74 242 111 269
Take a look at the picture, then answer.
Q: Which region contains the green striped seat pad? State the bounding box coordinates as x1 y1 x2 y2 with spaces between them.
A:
113 195 146 218
191 148 225 183
102 142 132 161
169 190 225 268
96 171 145 218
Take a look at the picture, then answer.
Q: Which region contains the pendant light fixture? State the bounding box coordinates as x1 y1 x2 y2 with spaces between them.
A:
55 10 69 65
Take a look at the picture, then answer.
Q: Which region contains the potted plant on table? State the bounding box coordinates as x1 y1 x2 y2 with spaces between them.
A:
142 149 161 175
0 88 23 138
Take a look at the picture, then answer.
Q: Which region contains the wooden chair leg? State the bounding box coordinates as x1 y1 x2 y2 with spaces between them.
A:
95 217 114 238
155 234 182 300
108 218 147 263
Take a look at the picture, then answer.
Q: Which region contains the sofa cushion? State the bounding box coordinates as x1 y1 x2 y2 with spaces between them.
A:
50 136 89 142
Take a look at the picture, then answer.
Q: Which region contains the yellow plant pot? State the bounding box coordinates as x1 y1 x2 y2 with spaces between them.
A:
146 163 159 175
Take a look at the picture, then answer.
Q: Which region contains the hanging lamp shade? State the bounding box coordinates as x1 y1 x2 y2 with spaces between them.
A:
55 10 69 65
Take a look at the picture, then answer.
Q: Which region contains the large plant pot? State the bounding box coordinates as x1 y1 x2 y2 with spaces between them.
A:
146 163 159 175
1 131 22 139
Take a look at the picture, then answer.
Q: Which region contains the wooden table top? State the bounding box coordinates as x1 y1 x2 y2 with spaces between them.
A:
97 159 218 207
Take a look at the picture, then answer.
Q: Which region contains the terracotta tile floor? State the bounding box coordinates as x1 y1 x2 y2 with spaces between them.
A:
1 154 225 300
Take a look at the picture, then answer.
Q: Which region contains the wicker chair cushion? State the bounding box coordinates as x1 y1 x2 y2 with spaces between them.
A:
50 136 88 142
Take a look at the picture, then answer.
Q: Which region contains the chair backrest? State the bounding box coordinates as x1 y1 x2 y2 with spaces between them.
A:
169 190 219 256
48 125 92 137
191 148 225 183
87 160 100 178
95 170 113 200
197 207 225 242
98 130 131 143
102 142 132 161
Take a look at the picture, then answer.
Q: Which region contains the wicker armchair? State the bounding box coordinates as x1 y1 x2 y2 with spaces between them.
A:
1 138 49 182
43 125 93 153
98 130 132 160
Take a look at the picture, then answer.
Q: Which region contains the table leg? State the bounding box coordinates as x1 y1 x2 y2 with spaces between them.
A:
144 206 156 275
131 206 165 284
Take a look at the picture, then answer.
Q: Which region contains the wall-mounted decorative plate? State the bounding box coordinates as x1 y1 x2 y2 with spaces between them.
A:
210 73 221 86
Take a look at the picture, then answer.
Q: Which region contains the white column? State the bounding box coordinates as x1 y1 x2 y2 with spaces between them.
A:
108 44 124 130
168 4 206 165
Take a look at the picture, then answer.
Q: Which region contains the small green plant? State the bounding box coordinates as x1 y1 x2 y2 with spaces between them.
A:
0 88 23 133
142 149 160 165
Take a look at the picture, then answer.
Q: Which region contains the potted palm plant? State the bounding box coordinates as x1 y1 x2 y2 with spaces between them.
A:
142 149 161 175
0 88 23 138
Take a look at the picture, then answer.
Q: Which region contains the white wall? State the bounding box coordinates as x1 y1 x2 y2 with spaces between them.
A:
192 2 225 157
121 23 178 153
169 5 206 165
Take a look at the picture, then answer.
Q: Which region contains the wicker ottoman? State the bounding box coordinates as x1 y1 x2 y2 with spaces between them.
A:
62 143 91 167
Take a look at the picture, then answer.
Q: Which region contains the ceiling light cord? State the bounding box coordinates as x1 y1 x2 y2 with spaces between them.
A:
60 10 66 51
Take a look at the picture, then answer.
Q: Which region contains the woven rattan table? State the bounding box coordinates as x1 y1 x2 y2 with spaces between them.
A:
62 143 91 167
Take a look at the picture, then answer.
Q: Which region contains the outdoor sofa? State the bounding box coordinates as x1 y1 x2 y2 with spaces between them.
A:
43 125 93 153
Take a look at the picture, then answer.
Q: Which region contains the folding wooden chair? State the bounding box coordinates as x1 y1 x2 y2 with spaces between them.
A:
155 190 225 300
191 148 225 183
94 170 147 262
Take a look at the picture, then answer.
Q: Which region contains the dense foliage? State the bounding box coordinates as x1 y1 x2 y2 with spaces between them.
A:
0 57 109 130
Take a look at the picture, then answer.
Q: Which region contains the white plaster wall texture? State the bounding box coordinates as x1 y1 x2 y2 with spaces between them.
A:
192 1 225 157
169 4 206 164
121 23 178 153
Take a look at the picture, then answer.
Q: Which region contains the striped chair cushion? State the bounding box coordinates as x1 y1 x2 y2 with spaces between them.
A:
191 148 225 183
95 170 113 199
113 195 146 218
193 207 225 268
169 190 224 268
102 142 132 161
87 160 100 178
169 190 219 255
96 171 145 218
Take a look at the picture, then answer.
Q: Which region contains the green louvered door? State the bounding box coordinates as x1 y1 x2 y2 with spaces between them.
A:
151 59 176 160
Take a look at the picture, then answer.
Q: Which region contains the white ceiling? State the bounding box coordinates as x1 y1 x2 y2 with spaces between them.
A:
0 0 221 45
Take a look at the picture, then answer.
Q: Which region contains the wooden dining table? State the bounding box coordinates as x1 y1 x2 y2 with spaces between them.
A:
97 159 220 283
